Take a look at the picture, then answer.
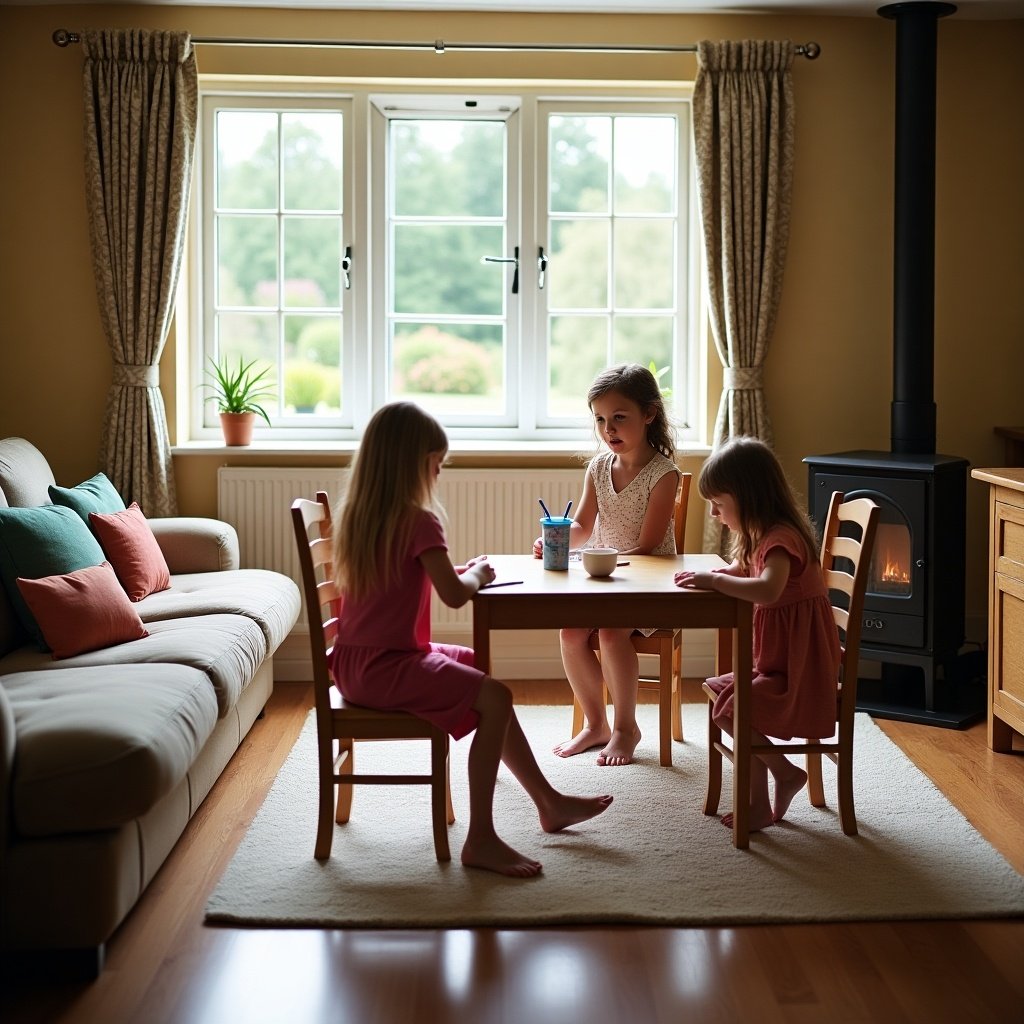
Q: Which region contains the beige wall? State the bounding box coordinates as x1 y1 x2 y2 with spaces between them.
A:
1 5 1023 635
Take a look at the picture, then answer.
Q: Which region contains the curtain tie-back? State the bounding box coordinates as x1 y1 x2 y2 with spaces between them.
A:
724 367 763 391
113 363 160 388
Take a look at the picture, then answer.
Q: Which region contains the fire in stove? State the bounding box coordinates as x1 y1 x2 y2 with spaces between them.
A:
870 523 912 595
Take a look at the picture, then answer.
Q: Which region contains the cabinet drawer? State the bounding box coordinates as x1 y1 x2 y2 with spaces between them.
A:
995 501 1024 583
993 571 1024 715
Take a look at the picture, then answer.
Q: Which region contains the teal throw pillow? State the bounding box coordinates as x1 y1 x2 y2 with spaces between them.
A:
49 472 126 525
0 504 106 648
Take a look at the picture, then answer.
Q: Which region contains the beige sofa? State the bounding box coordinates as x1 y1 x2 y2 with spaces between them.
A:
0 438 300 974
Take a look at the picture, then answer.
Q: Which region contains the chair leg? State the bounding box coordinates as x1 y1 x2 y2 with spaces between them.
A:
806 743 826 808
671 640 683 743
703 694 723 815
658 636 673 767
836 742 858 837
336 737 354 824
315 739 345 860
430 732 452 862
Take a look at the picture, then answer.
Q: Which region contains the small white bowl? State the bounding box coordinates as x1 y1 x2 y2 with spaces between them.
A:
583 547 619 577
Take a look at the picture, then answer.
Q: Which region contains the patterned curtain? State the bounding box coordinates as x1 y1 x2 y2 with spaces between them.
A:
692 40 796 553
82 29 198 515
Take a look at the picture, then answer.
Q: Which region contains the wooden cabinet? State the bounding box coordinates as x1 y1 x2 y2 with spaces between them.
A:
972 468 1024 751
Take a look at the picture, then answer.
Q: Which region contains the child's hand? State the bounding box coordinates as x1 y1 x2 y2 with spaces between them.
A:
458 555 488 575
532 536 543 558
674 570 716 590
467 559 496 588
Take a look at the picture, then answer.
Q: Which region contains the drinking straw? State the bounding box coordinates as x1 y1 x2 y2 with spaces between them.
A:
538 498 552 520
563 500 573 520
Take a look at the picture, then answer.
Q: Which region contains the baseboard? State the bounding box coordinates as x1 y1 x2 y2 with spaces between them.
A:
274 626 720 682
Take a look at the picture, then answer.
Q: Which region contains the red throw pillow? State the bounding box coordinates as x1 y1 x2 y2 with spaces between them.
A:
89 503 171 601
16 561 149 659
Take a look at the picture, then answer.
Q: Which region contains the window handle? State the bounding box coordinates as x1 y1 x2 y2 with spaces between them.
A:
480 246 520 294
537 246 548 290
341 245 353 290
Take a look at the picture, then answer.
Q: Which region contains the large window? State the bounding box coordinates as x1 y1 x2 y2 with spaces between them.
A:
193 85 699 445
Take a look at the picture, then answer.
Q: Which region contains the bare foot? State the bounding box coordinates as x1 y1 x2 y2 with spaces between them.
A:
596 726 641 766
553 724 610 758
772 767 808 822
461 835 543 878
721 806 776 832
539 793 614 833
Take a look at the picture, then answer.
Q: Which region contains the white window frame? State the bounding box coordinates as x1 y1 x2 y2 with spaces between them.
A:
189 80 701 447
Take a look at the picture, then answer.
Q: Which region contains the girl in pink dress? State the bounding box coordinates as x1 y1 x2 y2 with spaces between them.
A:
533 363 680 767
330 402 612 877
674 436 840 833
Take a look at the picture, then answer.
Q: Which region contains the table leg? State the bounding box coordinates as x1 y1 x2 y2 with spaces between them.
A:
731 602 753 850
473 606 492 675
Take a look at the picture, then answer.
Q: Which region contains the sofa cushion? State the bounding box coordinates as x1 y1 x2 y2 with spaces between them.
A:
0 505 105 647
16 561 149 659
89 503 171 601
0 613 268 718
136 569 300 653
0 437 56 508
2 664 219 837
48 471 126 524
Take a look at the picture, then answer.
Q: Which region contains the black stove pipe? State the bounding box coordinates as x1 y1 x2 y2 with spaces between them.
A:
878 2 956 455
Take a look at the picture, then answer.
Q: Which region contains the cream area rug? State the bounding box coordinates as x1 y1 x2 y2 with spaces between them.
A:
206 705 1024 928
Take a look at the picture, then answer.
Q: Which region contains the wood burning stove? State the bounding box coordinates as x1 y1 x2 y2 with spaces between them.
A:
804 2 982 728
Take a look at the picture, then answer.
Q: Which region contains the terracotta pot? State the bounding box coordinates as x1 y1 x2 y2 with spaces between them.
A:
220 412 256 446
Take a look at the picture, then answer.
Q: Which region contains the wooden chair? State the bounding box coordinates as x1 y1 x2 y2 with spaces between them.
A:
702 491 879 835
290 491 454 862
572 472 692 766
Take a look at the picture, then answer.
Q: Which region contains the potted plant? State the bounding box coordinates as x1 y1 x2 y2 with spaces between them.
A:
202 357 276 446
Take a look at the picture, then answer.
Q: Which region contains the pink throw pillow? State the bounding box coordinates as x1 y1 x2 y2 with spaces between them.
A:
16 561 149 659
89 502 171 601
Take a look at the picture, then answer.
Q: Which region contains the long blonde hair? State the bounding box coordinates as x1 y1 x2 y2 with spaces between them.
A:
333 402 448 600
698 436 819 572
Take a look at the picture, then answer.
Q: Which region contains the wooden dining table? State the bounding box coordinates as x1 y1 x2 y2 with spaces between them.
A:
471 553 755 848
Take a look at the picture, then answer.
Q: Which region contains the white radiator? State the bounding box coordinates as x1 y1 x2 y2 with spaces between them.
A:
217 466 579 630
217 466 716 680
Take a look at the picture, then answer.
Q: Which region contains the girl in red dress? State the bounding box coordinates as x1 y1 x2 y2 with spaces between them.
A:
330 402 612 877
674 436 840 832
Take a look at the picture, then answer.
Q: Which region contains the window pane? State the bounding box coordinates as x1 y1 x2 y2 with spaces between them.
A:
216 111 278 210
614 220 674 309
284 314 342 413
613 317 674 392
218 216 278 307
549 116 610 214
213 313 280 419
392 322 504 415
614 117 675 214
282 112 343 212
393 224 505 317
548 315 608 417
392 120 505 218
283 217 341 307
549 219 608 309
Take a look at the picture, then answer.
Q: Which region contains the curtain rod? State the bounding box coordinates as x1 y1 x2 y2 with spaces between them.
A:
51 29 821 59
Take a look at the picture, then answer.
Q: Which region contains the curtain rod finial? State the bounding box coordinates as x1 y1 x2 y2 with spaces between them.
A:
800 41 821 60
52 29 79 47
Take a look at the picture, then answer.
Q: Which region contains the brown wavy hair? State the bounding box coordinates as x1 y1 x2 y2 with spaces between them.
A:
586 363 676 460
698 436 819 571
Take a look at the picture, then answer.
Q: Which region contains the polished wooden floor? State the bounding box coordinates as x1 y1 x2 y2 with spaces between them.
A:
3 678 1023 1024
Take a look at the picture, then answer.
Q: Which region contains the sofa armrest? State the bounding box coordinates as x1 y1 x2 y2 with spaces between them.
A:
148 518 240 573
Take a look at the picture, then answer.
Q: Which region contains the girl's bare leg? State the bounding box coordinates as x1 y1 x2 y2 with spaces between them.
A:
554 628 611 757
461 678 613 877
498 707 613 831
593 628 642 766
462 678 544 877
713 714 804 831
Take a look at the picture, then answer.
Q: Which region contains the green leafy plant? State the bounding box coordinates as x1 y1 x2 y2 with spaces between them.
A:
648 360 672 401
202 357 276 425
